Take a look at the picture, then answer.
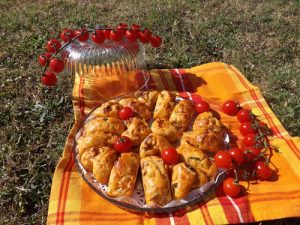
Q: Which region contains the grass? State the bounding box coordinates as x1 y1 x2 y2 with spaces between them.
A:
0 0 299 224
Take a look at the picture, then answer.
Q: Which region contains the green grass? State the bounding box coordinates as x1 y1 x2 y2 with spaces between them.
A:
0 0 299 224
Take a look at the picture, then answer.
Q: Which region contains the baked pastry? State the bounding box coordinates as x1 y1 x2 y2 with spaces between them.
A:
136 90 160 110
81 147 99 172
107 152 140 197
139 133 172 158
93 147 117 184
83 117 126 136
119 98 151 121
177 145 216 188
193 111 222 132
122 117 151 146
171 163 196 199
140 156 172 207
151 118 180 142
91 101 122 118
77 132 118 156
153 90 176 120
169 99 195 131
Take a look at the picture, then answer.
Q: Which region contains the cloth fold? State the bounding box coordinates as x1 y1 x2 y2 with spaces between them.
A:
47 62 300 225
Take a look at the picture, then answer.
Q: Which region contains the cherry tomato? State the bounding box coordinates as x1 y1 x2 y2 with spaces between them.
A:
143 28 152 37
125 29 138 41
114 136 132 153
214 151 232 169
119 107 134 120
222 100 239 116
138 31 151 43
74 28 89 42
195 101 210 114
60 28 74 42
244 146 262 162
41 71 57 86
161 148 179 165
228 147 245 165
237 109 252 123
110 30 122 42
243 133 259 147
47 39 61 53
222 178 241 197
116 23 128 36
150 35 162 48
38 52 52 66
103 27 111 39
92 30 105 44
255 161 273 180
49 58 64 73
131 24 141 33
240 122 256 136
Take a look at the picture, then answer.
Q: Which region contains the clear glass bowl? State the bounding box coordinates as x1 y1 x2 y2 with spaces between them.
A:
62 36 149 103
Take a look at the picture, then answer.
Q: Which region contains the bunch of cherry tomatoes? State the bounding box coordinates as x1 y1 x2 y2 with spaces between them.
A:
114 98 277 198
38 23 162 86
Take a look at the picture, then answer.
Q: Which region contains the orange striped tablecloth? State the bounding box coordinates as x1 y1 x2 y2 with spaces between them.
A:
47 62 300 225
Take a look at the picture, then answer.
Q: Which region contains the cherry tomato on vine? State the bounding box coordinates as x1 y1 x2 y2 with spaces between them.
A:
214 151 232 169
47 39 61 53
49 58 64 73
161 148 178 165
125 29 138 41
243 133 260 148
240 122 256 136
195 101 210 114
38 52 52 66
103 27 111 39
41 71 57 86
110 30 122 42
244 146 262 162
222 100 239 116
138 30 151 43
114 136 132 153
222 178 241 197
228 147 245 165
150 35 162 48
143 28 152 37
74 28 89 42
116 23 128 36
131 24 141 33
255 161 273 180
92 30 105 44
237 109 252 123
119 107 134 120
60 28 74 42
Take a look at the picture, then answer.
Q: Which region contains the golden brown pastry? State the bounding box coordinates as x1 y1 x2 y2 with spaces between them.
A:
119 98 151 120
91 101 122 118
193 111 222 132
122 117 151 146
151 118 180 142
77 132 118 156
171 163 196 199
140 156 172 207
83 117 126 136
93 146 117 184
177 145 216 188
136 90 159 110
107 152 140 197
139 133 172 158
153 90 176 120
81 147 99 172
169 99 195 131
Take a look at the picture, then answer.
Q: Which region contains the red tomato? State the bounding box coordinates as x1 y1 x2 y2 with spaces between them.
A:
125 29 138 41
222 178 241 197
161 148 178 165
49 58 64 73
228 147 245 165
131 24 141 33
240 122 256 136
195 101 210 114
103 27 111 39
119 107 134 120
214 151 232 169
38 52 52 66
255 161 273 180
244 146 262 162
237 109 252 123
150 35 162 48
60 28 74 42
114 136 132 153
116 23 128 36
46 39 61 53
222 100 239 116
74 29 89 42
138 31 150 43
243 133 259 147
92 30 105 44
110 30 122 42
41 71 57 86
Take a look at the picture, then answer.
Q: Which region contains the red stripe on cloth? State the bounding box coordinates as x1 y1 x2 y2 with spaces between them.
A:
147 71 157 90
229 194 255 223
229 65 300 160
173 210 191 225
155 216 172 225
158 70 170 90
199 204 214 225
136 71 147 90
170 69 185 92
178 68 195 92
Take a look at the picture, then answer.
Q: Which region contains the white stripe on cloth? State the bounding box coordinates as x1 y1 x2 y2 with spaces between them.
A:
175 68 186 92
227 196 244 223
169 213 176 225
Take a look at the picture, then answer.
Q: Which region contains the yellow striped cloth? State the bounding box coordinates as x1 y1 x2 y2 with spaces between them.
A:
47 62 300 225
